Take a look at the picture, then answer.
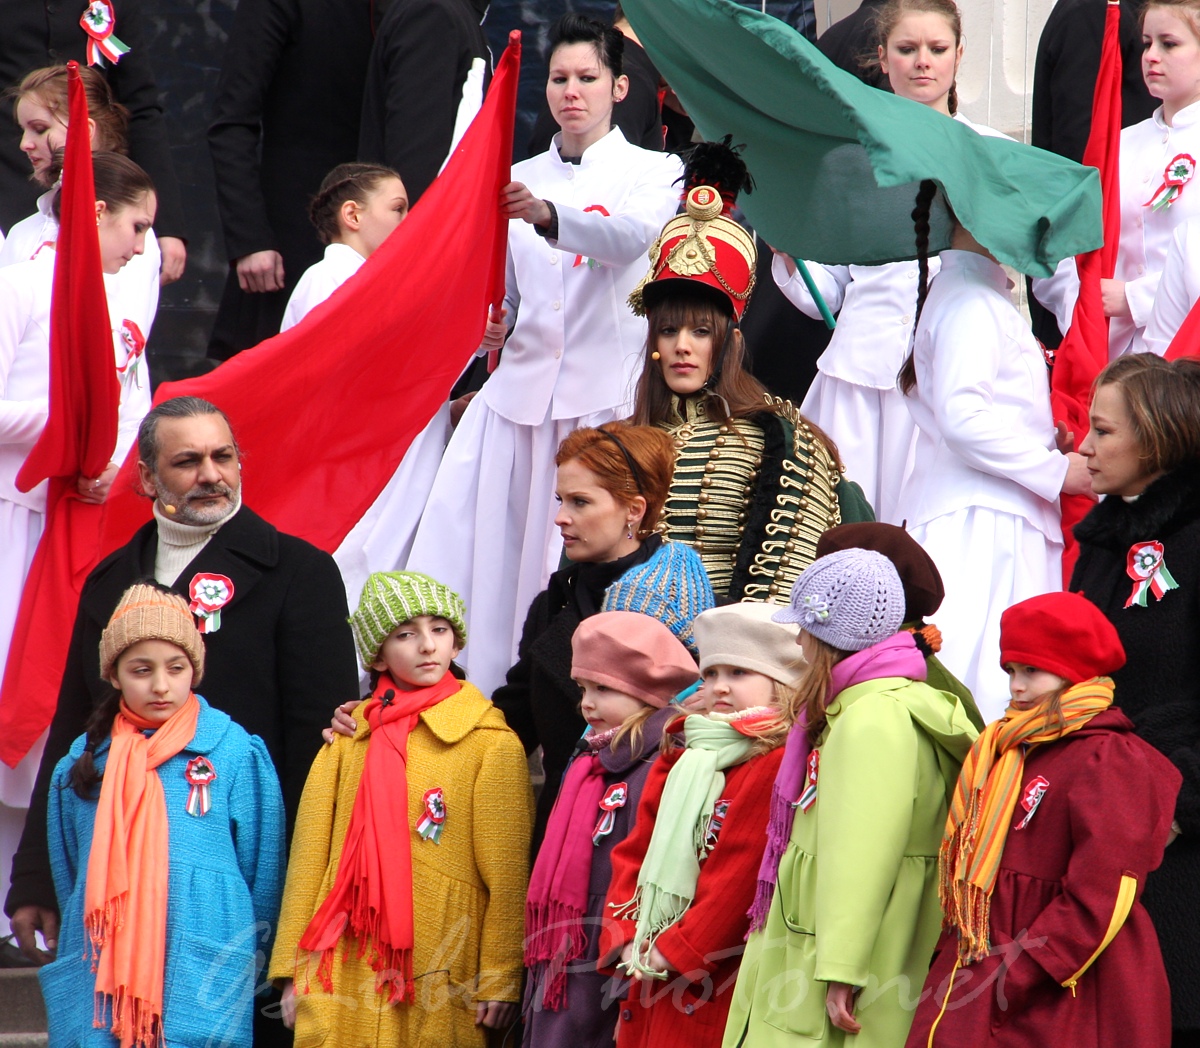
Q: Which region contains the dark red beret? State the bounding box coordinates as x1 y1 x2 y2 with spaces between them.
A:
999 592 1126 682
816 522 944 622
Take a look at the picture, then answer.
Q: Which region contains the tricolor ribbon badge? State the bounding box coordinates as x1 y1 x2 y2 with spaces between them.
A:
184 756 217 817
572 204 611 268
1124 540 1179 608
117 319 146 389
80 0 131 66
1146 153 1196 212
1016 774 1049 830
417 787 446 843
702 798 731 854
798 750 820 812
591 781 628 846
188 573 235 634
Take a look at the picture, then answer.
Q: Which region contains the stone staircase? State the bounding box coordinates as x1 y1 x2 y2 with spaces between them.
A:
0 969 47 1048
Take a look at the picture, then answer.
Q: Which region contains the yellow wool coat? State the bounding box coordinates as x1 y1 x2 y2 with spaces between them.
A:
269 682 533 1048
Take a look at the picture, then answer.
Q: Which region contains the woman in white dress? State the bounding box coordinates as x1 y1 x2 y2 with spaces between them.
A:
894 184 1094 721
279 162 448 607
405 13 682 698
3 65 161 338
0 152 156 937
772 0 1009 524
1034 0 1200 357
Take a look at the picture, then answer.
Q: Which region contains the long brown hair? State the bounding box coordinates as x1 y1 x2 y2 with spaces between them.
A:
631 286 776 428
898 178 940 396
786 635 853 746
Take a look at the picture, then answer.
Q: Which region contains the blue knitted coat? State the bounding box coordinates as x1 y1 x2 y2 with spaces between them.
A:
40 697 285 1048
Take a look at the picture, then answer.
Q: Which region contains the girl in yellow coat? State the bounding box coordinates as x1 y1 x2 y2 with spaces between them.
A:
270 572 533 1048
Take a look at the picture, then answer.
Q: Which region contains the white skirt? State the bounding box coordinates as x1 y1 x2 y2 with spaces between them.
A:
333 403 452 613
405 398 616 700
801 373 915 525
910 506 1063 724
0 500 47 938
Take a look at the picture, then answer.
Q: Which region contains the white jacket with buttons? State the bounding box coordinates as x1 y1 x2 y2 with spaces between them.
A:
478 128 682 426
1034 100 1200 356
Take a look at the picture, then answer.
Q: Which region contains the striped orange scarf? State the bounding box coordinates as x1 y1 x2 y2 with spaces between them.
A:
85 693 201 1048
939 678 1114 963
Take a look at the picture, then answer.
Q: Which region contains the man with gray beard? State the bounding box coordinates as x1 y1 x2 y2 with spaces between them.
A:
5 396 358 976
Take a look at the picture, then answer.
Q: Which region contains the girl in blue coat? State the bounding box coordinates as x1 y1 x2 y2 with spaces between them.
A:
39 582 285 1048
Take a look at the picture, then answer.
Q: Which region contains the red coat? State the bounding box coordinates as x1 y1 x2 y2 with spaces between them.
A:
906 708 1181 1048
598 745 784 1048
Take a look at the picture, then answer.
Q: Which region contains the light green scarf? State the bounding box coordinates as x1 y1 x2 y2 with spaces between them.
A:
613 711 762 978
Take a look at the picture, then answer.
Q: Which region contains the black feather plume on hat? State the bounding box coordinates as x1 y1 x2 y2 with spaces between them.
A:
680 135 754 207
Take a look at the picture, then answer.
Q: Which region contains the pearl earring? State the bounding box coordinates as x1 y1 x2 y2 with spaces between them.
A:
651 351 661 360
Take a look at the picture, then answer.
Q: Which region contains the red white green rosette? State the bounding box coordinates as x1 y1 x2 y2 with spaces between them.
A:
417 787 446 842
117 319 146 388
1145 154 1196 212
1124 540 1179 608
184 756 217 816
591 781 628 845
80 0 131 66
189 573 235 634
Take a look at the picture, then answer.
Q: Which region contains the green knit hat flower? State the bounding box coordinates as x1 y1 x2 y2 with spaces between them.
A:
350 571 468 670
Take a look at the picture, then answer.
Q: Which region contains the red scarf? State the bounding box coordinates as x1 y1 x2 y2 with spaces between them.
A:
524 728 620 1010
298 671 459 1001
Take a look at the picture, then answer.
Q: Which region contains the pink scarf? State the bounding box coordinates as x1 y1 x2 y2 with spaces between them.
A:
525 727 619 1009
748 633 926 930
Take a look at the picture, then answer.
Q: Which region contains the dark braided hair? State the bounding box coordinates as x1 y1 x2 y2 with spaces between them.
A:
308 162 404 246
899 179 938 396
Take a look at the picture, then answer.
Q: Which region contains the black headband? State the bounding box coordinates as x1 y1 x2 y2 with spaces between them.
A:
597 429 646 496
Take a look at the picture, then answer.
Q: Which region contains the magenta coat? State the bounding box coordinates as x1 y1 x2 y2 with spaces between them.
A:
906 708 1181 1048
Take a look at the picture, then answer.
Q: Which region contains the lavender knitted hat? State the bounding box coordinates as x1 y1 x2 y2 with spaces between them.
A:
773 547 904 652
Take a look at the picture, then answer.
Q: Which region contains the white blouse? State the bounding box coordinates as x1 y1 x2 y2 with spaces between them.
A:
281 243 367 331
1033 99 1200 356
0 249 151 512
480 128 683 426
899 250 1068 543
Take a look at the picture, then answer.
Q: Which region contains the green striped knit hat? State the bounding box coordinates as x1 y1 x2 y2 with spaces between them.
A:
350 571 468 669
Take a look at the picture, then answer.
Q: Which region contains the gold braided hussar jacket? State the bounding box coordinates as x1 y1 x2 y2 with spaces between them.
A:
658 394 874 602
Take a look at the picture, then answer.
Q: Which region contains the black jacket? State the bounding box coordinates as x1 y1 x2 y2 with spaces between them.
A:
815 0 888 90
1031 0 1156 164
1071 462 1200 1030
5 505 359 918
357 0 489 205
0 0 186 238
492 537 659 851
205 0 375 357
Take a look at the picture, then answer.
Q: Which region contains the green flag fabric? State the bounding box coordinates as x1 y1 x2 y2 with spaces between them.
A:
622 0 1101 276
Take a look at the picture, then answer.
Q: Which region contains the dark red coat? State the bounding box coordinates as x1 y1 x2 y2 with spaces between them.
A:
598 744 784 1048
906 709 1181 1048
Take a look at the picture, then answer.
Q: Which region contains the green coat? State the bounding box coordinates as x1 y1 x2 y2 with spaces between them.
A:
723 677 977 1048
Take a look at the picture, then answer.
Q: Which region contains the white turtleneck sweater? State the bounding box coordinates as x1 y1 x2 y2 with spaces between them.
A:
152 495 242 586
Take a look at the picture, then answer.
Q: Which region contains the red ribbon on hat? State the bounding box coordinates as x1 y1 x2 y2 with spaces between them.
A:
80 0 131 66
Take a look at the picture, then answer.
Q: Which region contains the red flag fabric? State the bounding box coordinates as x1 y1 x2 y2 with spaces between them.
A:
0 32 522 767
1164 294 1200 359
0 62 120 767
1050 0 1123 581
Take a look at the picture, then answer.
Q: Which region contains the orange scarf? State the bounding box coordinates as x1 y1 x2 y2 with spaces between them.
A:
84 692 201 1048
939 678 1113 963
298 671 459 1002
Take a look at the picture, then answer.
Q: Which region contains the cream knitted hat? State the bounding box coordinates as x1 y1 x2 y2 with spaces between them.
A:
693 603 804 687
99 583 205 683
774 548 904 652
350 571 467 669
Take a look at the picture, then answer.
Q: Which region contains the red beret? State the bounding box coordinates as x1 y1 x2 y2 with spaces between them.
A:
999 592 1126 682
